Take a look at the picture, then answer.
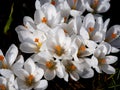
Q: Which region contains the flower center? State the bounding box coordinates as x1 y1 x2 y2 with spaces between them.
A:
88 27 95 33
51 0 56 5
77 45 86 58
65 63 76 73
46 60 57 70
0 84 6 90
41 17 47 23
34 38 42 51
111 33 117 39
26 74 35 86
0 55 8 69
105 33 117 42
99 59 106 65
55 45 65 56
91 0 99 10
72 0 77 9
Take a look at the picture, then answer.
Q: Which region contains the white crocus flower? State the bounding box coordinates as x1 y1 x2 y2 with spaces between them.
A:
46 28 72 59
72 36 95 62
15 58 48 90
34 2 62 28
16 30 47 53
0 75 18 90
83 0 110 13
66 0 85 17
62 59 93 82
59 20 74 36
90 42 118 74
82 13 110 43
34 51 64 80
105 25 120 53
36 0 64 7
0 44 24 77
62 60 81 81
15 16 37 33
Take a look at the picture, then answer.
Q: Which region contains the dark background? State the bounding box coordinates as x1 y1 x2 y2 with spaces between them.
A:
0 0 120 90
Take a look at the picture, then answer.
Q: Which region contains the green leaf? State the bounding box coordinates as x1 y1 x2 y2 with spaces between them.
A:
4 3 14 34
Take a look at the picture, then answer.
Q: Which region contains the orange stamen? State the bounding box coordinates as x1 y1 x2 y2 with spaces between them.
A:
80 45 86 51
41 17 47 23
55 45 64 56
46 61 53 68
64 29 68 34
111 33 117 39
99 59 106 64
0 55 4 61
70 64 76 71
88 27 95 32
34 38 39 42
73 0 77 3
26 74 34 86
0 84 6 90
51 0 56 5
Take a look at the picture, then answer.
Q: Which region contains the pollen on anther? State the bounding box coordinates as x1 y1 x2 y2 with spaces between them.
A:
111 33 117 38
99 59 106 64
80 45 86 51
89 27 95 32
51 0 56 5
0 55 4 61
34 38 39 42
42 17 47 23
0 84 6 90
70 64 76 71
73 0 77 3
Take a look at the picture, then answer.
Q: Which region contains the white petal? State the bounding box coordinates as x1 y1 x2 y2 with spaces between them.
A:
0 69 13 78
16 30 33 42
70 71 79 81
80 68 94 78
44 69 56 80
56 29 65 46
79 27 89 40
111 46 120 53
101 65 115 74
23 16 34 26
56 62 64 78
15 69 29 80
0 77 7 86
97 2 110 13
35 80 48 90
24 58 36 74
105 56 118 64
5 44 18 66
110 37 120 48
12 55 24 72
92 32 103 42
34 67 44 82
17 78 30 90
63 72 69 82
83 13 95 28
35 0 41 9
20 42 37 53
85 40 97 49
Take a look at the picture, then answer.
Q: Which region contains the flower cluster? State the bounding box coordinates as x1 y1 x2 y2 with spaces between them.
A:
0 0 120 90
